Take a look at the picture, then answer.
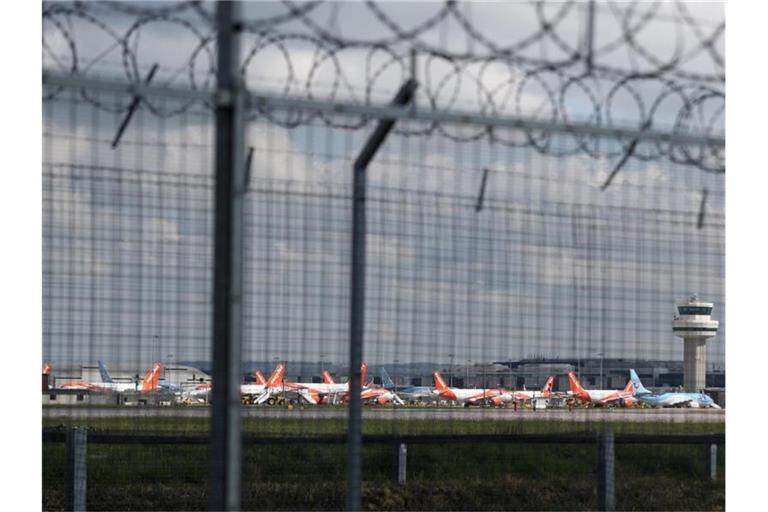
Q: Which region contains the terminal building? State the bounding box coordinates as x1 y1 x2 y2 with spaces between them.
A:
487 358 724 392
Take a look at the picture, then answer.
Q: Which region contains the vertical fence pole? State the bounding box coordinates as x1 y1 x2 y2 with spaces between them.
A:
210 2 244 510
347 79 417 511
709 443 718 481
392 443 407 485
65 427 87 512
597 430 615 511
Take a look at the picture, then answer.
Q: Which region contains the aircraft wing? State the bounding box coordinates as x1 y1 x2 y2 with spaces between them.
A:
465 390 501 405
296 388 320 404
397 389 437 402
666 395 694 407
598 392 632 406
254 389 276 405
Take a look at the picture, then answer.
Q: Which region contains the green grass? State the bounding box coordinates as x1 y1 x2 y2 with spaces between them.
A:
43 416 725 511
43 414 725 436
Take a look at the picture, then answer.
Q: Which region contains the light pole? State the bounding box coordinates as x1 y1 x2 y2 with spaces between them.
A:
448 353 455 387
596 352 604 389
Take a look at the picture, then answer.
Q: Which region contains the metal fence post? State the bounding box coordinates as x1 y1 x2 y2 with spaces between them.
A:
210 2 245 511
392 443 407 485
65 427 87 512
709 443 718 481
346 79 417 511
597 430 615 511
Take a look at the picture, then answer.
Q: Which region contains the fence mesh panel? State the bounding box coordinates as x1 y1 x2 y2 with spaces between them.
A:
42 1 724 510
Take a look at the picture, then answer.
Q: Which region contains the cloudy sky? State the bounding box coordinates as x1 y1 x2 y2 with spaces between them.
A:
42 1 724 371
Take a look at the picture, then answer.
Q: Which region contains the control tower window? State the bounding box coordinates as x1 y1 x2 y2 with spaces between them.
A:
678 306 712 315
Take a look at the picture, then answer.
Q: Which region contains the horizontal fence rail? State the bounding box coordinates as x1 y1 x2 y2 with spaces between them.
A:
45 427 723 512
43 428 724 446
42 72 725 148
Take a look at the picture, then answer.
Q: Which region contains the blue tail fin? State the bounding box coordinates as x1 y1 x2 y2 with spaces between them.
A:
629 369 650 396
98 360 113 383
381 367 395 389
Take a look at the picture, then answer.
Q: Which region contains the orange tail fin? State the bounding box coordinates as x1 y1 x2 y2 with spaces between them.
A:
267 363 285 387
254 370 266 385
141 363 162 391
433 371 448 391
541 376 555 396
567 371 584 394
623 379 634 394
42 363 52 375
322 370 335 385
361 362 368 387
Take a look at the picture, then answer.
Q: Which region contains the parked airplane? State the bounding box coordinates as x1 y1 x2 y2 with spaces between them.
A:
98 360 181 394
360 386 405 405
251 362 344 405
318 370 357 402
186 364 285 403
320 369 403 405
240 363 286 403
510 376 555 404
344 364 405 405
567 371 636 408
322 371 336 385
432 371 508 406
316 363 372 404
629 369 720 409
186 382 212 402
273 363 381 405
254 370 267 386
380 367 435 403
61 362 162 393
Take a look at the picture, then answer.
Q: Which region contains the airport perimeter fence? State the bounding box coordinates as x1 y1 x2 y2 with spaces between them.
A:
43 1 724 510
44 426 724 511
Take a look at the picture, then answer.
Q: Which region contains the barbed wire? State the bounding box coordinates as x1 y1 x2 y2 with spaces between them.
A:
42 1 724 173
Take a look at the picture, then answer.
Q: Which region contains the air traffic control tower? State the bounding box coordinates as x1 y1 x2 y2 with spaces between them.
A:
672 295 718 392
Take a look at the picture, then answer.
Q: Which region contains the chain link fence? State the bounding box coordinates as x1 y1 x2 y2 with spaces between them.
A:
43 1 724 510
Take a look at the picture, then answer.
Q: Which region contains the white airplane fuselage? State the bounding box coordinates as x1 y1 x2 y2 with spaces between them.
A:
580 389 619 402
438 387 501 403
240 383 267 395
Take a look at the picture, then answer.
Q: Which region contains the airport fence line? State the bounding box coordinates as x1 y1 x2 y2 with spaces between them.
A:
44 426 724 512
41 74 726 510
42 2 724 511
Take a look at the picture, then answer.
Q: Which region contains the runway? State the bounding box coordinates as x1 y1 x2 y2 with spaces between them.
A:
43 405 725 423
